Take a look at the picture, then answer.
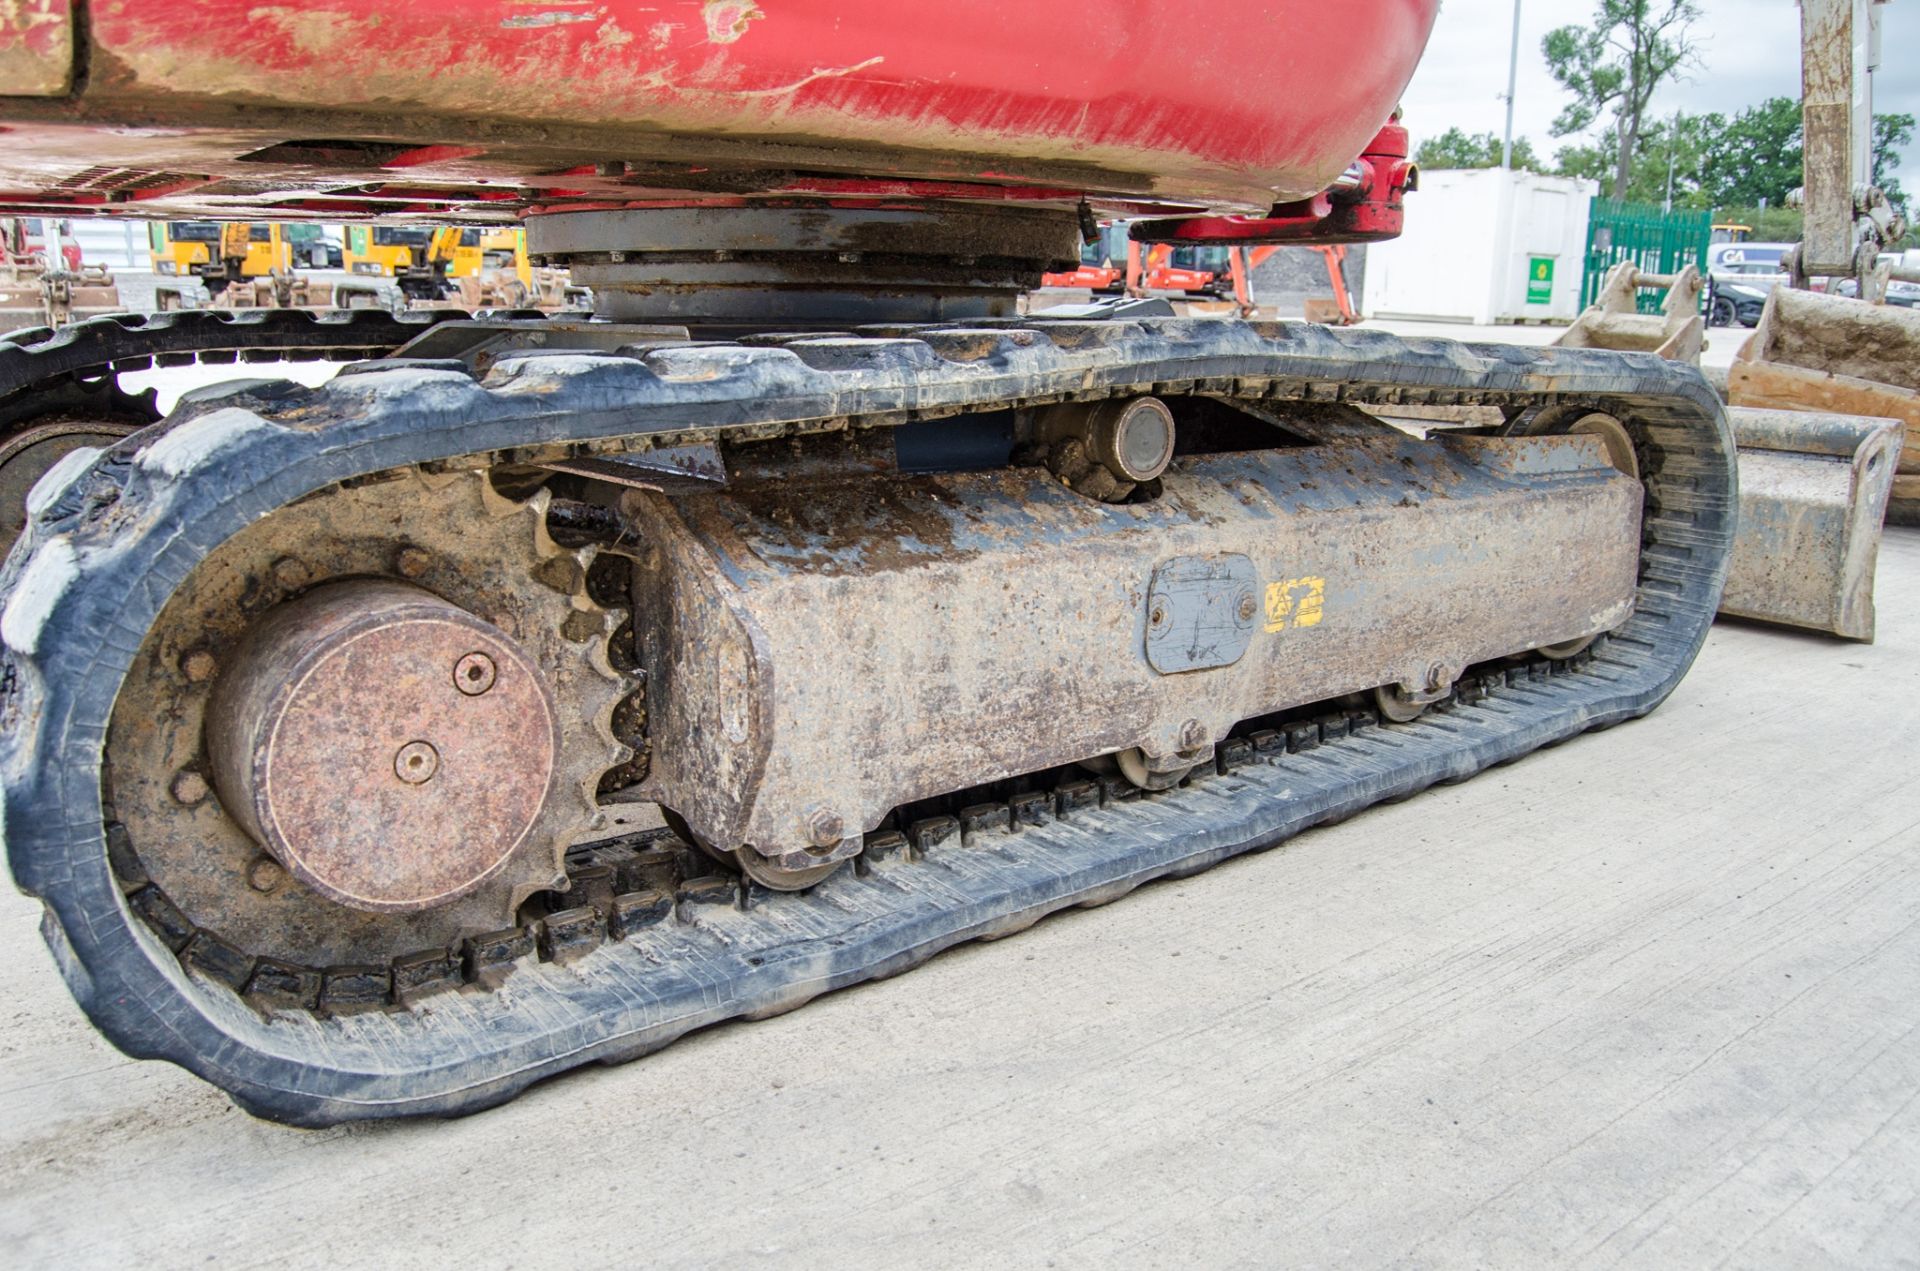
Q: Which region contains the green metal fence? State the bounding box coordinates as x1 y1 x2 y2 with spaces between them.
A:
1581 200 1712 312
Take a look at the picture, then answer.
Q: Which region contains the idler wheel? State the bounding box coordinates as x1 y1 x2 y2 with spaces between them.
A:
734 845 845 892
206 579 560 913
1114 746 1198 792
659 808 849 893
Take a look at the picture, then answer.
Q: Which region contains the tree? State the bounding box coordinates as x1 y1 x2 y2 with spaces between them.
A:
1414 127 1543 173
1874 111 1914 213
1686 100 1907 217
1554 111 1718 207
1710 205 1803 242
1696 96 1801 209
1543 0 1701 200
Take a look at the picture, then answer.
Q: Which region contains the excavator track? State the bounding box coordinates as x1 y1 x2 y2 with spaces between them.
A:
0 316 1734 1125
0 308 469 395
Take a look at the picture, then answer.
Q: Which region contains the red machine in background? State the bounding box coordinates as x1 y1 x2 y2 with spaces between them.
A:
0 1 1734 1127
0 216 121 330
1126 242 1361 322
1 219 83 273
1043 223 1360 323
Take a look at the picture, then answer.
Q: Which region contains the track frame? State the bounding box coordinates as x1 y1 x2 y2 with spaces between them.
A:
0 316 1734 1124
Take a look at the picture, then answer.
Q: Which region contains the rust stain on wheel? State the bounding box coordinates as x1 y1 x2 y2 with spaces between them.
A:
206 579 560 913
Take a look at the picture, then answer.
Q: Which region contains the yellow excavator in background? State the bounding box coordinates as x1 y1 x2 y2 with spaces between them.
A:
342 224 472 301
149 222 292 301
150 221 342 310
453 227 584 310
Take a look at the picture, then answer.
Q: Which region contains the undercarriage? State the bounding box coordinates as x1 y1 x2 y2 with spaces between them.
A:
0 0 1739 1124
0 280 1733 1124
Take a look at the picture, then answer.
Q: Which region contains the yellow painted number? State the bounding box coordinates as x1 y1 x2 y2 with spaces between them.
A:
1264 576 1326 632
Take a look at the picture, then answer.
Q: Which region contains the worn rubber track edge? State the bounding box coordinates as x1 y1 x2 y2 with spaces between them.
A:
0 317 1735 1125
0 307 473 406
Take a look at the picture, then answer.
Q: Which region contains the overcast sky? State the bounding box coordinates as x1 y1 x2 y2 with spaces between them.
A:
1399 0 1920 197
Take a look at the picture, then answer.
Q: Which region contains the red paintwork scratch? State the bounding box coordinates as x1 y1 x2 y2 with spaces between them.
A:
701 0 762 44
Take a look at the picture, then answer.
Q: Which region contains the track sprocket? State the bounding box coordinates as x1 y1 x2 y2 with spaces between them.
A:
103 466 629 969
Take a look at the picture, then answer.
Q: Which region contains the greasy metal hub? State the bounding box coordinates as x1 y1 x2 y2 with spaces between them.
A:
207 580 560 913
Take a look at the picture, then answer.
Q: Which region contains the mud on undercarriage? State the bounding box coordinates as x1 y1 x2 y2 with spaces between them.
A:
0 313 1733 1125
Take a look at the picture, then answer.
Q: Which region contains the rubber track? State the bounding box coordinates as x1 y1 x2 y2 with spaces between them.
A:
0 317 1735 1125
0 307 469 407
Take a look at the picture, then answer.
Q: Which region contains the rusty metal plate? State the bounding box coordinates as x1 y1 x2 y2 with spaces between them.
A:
538 442 727 493
1728 360 1920 481
1145 554 1258 674
0 0 72 97
1731 289 1920 490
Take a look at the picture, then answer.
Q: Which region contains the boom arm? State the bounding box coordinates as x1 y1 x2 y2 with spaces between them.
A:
1789 0 1913 296
427 227 466 267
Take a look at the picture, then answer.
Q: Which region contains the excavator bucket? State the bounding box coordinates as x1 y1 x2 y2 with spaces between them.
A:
1556 269 1905 639
1729 287 1920 525
1719 407 1903 641
1556 262 1705 363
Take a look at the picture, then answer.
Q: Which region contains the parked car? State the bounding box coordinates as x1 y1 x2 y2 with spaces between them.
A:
1828 255 1920 308
1705 242 1791 327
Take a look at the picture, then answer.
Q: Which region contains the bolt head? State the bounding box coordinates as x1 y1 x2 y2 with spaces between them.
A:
394 546 432 578
394 740 441 785
805 807 845 848
246 856 285 893
270 556 312 590
454 652 497 695
1178 718 1208 750
170 771 209 806
180 649 218 683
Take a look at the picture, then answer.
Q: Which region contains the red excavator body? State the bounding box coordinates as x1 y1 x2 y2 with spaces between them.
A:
0 0 1435 225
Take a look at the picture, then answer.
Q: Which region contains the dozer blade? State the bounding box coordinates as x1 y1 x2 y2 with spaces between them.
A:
1720 406 1903 641
1729 287 1920 525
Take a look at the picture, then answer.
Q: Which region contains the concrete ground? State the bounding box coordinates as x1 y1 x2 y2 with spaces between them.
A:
2 328 1915 1268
